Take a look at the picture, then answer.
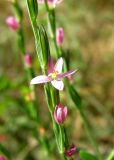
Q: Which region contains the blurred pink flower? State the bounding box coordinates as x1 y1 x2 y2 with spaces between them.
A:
30 57 77 90
6 16 19 31
38 0 63 6
56 27 64 46
0 156 6 160
67 74 73 81
25 54 32 68
65 144 76 157
54 103 67 124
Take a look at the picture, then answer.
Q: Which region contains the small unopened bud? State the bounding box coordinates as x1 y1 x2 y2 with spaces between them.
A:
56 27 64 46
0 155 6 160
6 16 19 31
54 103 67 124
64 144 76 157
25 54 32 68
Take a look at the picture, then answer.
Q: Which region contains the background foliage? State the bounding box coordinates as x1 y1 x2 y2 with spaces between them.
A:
0 0 114 159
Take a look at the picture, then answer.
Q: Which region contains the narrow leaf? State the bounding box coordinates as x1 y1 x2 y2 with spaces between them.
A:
27 0 38 21
107 150 114 160
79 150 98 160
68 84 82 110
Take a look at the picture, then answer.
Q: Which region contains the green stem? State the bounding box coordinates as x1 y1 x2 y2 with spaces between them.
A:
44 2 102 160
13 0 38 120
26 1 65 157
44 3 75 160
13 0 50 155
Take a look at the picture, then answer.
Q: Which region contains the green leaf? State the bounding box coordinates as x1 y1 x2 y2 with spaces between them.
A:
107 150 114 160
68 84 82 110
27 0 50 72
17 29 25 53
48 9 56 38
58 126 65 153
27 0 38 22
44 84 53 111
13 1 23 23
36 26 50 72
79 150 98 160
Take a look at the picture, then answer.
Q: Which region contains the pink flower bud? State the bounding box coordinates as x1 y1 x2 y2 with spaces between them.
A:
64 144 76 157
0 156 6 160
25 54 32 68
54 103 67 124
48 0 57 3
6 16 19 31
56 27 64 46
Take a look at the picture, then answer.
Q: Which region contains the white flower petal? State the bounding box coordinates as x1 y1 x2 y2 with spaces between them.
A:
30 75 50 84
51 80 64 90
54 57 63 73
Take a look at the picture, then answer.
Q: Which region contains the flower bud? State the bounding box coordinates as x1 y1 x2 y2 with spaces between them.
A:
25 54 32 68
6 16 19 31
54 103 67 124
56 27 64 46
0 155 6 160
64 144 76 157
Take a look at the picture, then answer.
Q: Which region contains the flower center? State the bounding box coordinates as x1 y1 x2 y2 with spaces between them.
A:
51 71 58 80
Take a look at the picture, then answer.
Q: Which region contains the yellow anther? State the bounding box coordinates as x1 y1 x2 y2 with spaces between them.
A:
51 71 58 80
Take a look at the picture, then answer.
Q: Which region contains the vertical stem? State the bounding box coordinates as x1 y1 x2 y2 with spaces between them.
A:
26 1 67 159
13 0 50 156
43 3 74 160
44 2 102 160
13 0 38 120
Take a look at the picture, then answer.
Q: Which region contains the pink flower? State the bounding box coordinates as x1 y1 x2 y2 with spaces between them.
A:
30 57 77 90
25 54 32 68
54 103 67 124
65 144 76 157
0 156 6 160
67 74 73 81
56 27 64 46
6 16 19 31
38 0 63 6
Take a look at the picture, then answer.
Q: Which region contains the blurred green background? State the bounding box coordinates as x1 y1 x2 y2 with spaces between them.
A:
0 0 114 159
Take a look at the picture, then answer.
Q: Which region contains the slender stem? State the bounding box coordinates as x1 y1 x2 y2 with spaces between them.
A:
44 2 102 160
13 0 50 156
13 0 38 120
44 3 75 160
26 1 67 158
